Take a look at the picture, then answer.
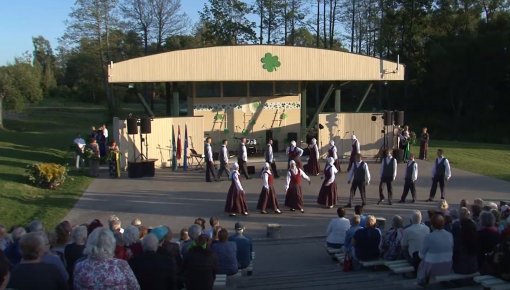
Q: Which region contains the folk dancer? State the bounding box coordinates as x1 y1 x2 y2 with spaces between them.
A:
205 137 216 182
256 163 282 214
317 157 338 209
419 127 429 160
377 149 397 205
327 140 341 172
216 139 231 181
426 149 451 201
401 125 411 162
107 140 120 178
265 139 279 178
224 162 249 217
399 153 418 203
284 160 311 213
287 140 303 169
306 138 320 175
237 137 250 179
346 153 370 208
347 135 360 172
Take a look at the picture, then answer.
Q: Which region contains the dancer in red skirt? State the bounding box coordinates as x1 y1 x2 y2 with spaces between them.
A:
327 140 342 172
287 140 303 169
256 162 282 214
224 162 249 217
306 138 320 176
317 157 338 208
284 160 311 213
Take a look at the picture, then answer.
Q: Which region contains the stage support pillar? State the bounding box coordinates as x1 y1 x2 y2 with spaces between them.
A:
334 89 341 113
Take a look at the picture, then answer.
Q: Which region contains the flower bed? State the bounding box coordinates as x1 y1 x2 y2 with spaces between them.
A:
26 163 68 189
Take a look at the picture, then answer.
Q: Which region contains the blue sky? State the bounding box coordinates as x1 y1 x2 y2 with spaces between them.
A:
0 0 207 65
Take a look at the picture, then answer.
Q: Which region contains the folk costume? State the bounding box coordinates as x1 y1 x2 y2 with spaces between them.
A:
347 135 360 172
306 138 320 175
265 141 279 178
427 155 451 201
284 160 310 213
237 140 250 179
317 157 338 208
399 158 418 203
286 141 303 169
256 163 281 214
224 163 249 216
217 143 231 181
327 140 342 172
419 131 430 160
378 153 397 205
205 141 216 182
346 158 370 207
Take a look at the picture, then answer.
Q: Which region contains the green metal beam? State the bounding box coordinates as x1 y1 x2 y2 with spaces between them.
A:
307 84 334 131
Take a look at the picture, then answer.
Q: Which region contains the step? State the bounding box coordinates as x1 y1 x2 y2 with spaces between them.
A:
432 272 479 283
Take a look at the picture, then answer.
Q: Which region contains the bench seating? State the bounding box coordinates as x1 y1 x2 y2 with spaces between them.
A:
432 272 479 283
325 246 343 256
213 274 227 290
384 260 415 274
473 274 510 290
360 259 386 267
334 253 345 263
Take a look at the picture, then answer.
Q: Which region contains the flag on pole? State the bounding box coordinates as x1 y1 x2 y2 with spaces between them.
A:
172 125 177 171
183 125 188 171
177 125 182 161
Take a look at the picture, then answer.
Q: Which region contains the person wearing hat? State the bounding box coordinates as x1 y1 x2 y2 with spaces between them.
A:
228 223 253 271
286 140 303 169
284 160 311 213
306 138 320 176
317 157 338 209
224 162 249 217
257 162 282 214
327 140 341 172
347 135 360 172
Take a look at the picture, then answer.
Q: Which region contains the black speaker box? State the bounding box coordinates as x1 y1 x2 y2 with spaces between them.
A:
127 118 138 135
140 117 152 134
394 111 405 126
383 111 393 126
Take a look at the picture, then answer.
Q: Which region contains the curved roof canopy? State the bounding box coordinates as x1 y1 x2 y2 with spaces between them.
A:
108 45 404 83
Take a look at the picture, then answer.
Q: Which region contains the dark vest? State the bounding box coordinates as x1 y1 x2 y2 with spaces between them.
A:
353 161 366 182
405 161 415 180
265 144 272 162
382 157 395 178
435 158 446 177
205 144 212 162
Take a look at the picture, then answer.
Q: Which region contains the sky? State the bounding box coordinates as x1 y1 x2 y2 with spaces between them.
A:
0 0 207 65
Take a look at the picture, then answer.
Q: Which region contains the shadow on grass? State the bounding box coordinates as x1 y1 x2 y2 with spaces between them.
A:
0 172 26 183
0 148 65 164
0 159 31 169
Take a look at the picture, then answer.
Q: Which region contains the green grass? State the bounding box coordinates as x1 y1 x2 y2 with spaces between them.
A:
421 140 510 182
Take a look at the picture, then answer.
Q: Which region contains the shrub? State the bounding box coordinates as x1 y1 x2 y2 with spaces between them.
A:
26 163 68 189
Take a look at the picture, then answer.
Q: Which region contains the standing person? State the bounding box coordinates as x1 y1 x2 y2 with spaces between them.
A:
327 140 341 172
306 138 320 175
87 138 100 177
257 163 282 214
73 134 86 169
426 149 451 202
317 157 338 209
401 125 411 162
347 135 360 172
265 139 279 178
107 140 120 178
419 127 429 160
286 140 303 169
98 125 107 158
224 163 249 217
216 139 230 181
346 153 370 208
237 138 250 179
284 160 311 213
102 123 109 143
378 149 397 205
204 137 216 182
399 153 418 203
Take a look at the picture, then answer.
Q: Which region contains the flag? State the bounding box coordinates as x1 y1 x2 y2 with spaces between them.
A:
172 125 177 171
183 125 188 171
177 125 182 161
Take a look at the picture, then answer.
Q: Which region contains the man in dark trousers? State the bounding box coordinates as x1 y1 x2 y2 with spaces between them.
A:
399 153 418 203
378 149 397 205
216 139 230 181
427 149 451 201
347 135 360 172
238 137 250 179
346 153 371 208
265 139 279 178
204 137 216 182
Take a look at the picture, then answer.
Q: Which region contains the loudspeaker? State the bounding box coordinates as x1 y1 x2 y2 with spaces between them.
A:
394 111 405 126
383 111 393 126
287 132 298 143
127 118 138 135
140 117 151 134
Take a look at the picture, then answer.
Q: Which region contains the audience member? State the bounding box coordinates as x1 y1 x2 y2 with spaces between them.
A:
40 232 69 283
0 225 11 251
352 215 381 262
204 217 220 238
194 218 207 231
53 221 72 263
325 207 351 249
478 211 500 272
211 229 238 275
113 230 128 260
354 205 367 227
452 218 479 274
0 250 10 290
27 220 44 233
344 215 363 257
382 215 404 260
86 219 103 235
64 225 87 287
124 225 143 260
181 224 202 256
109 215 124 234
131 218 142 227
73 227 140 289
401 210 430 272
4 227 26 265
228 222 253 270
180 228 190 243
182 235 217 290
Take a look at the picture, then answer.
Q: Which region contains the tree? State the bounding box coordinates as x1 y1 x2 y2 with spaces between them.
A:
152 0 189 51
120 0 154 55
32 36 57 97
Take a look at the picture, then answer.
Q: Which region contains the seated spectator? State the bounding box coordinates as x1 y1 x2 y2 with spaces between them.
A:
157 227 183 289
478 210 500 272
0 250 10 290
183 235 217 290
354 205 367 227
53 221 72 263
4 227 26 265
352 215 381 262
194 218 206 232
228 222 253 270
459 199 469 209
325 207 351 249
64 226 87 286
124 225 143 260
73 227 140 290
344 215 363 257
109 215 124 234
27 220 44 233
40 232 69 283
7 232 67 290
113 231 128 260
211 226 222 243
181 224 202 256
472 201 483 223
417 214 453 287
204 216 220 238
86 219 103 235
452 217 479 274
129 234 177 290
382 215 404 260
211 229 238 275
131 218 142 227
402 210 430 272
492 216 510 281
180 228 190 243
0 224 11 251
424 208 435 230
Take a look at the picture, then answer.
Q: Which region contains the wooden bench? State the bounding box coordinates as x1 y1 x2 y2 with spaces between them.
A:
325 245 343 256
241 251 255 276
432 272 480 283
473 274 510 290
334 253 345 263
213 274 227 290
383 260 415 274
360 259 386 267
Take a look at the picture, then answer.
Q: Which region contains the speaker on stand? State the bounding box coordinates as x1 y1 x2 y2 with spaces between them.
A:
127 117 138 162
394 111 404 126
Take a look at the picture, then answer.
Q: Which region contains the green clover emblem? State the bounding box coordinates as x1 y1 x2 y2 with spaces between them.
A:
261 53 281 72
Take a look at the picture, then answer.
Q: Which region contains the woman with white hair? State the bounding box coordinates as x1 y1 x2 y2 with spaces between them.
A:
285 160 311 213
306 138 320 175
224 162 249 217
257 162 282 214
287 140 303 169
317 157 338 208
327 140 341 172
73 227 140 290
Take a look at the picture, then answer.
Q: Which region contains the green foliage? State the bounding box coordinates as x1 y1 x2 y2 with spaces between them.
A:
261 53 281 72
26 163 68 189
0 60 43 112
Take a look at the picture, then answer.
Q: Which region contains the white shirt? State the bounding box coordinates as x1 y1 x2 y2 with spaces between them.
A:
405 160 418 181
220 145 228 163
103 127 109 138
324 164 338 186
347 161 371 184
285 168 310 191
419 229 453 263
379 156 397 180
286 146 303 157
265 144 274 163
240 143 247 162
261 170 271 189
73 137 86 150
326 217 351 245
231 170 243 191
401 223 430 256
432 156 451 179
205 143 213 162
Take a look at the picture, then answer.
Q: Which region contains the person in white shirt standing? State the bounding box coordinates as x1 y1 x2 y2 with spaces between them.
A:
326 207 351 249
401 210 430 273
73 134 86 169
378 149 397 205
399 153 418 203
265 139 279 178
426 149 451 201
204 137 216 182
346 153 370 208
216 139 230 181
238 138 250 179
